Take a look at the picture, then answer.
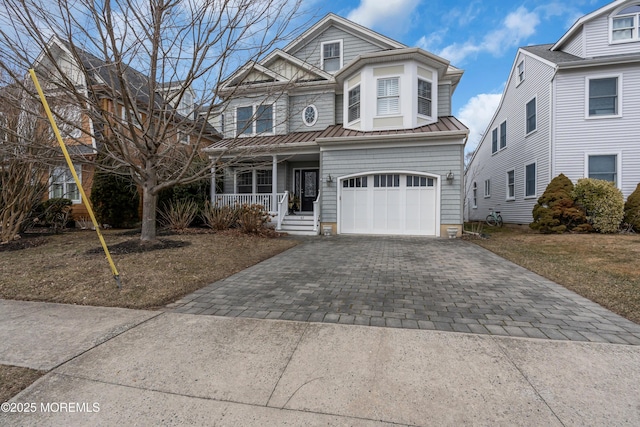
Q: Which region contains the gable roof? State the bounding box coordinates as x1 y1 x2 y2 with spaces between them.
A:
521 44 583 65
283 13 406 55
552 0 630 51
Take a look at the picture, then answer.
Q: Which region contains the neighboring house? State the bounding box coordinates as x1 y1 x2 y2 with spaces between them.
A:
204 14 468 236
30 37 219 219
466 0 640 224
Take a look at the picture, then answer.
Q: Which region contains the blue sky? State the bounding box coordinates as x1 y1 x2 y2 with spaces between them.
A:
303 0 613 152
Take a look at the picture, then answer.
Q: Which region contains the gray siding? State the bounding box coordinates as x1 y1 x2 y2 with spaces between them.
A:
584 14 640 57
321 143 464 224
465 51 553 224
335 93 344 124
288 93 335 132
554 63 640 198
563 31 584 57
437 84 451 116
291 26 382 70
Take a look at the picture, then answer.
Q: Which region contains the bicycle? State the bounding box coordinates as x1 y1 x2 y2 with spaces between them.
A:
485 209 503 227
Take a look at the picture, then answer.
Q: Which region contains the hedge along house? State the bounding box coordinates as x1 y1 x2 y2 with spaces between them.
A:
204 14 468 236
29 36 220 221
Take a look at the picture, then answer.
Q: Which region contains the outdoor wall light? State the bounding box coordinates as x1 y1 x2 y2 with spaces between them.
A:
326 174 334 185
446 171 454 182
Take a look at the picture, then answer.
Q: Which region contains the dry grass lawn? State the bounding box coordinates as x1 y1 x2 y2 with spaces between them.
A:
0 366 44 403
0 229 298 309
470 226 640 324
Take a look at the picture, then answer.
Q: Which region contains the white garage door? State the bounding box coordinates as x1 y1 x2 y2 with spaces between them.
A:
340 173 437 236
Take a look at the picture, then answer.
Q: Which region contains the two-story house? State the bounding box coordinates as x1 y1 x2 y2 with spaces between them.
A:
205 14 468 236
30 36 219 220
466 0 640 224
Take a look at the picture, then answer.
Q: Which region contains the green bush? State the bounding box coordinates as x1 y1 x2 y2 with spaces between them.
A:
90 169 140 228
530 174 589 233
623 183 640 232
572 178 624 233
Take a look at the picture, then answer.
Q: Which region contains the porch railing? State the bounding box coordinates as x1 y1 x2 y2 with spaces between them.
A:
276 191 289 230
213 193 284 213
312 190 321 233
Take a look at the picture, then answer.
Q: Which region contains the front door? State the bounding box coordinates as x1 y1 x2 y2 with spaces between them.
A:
300 169 318 212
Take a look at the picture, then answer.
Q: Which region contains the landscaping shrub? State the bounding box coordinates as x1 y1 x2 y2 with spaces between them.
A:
623 183 640 232
572 178 624 233
159 199 198 232
157 176 210 226
530 174 589 233
90 168 139 228
201 202 240 231
237 204 271 234
39 198 72 233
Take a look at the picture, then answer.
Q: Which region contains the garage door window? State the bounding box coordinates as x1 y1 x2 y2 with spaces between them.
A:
343 176 368 188
374 174 399 187
407 175 434 187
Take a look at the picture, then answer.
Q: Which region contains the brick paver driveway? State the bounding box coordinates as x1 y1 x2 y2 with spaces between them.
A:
168 236 640 344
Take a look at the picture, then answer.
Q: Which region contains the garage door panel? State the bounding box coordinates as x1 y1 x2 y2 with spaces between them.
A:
341 173 437 236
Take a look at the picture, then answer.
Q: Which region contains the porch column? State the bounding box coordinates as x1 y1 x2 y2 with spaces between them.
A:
210 165 216 202
272 155 278 212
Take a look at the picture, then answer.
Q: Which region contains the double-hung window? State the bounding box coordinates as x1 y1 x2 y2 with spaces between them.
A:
51 165 81 203
237 171 252 194
417 79 432 116
491 128 498 154
236 105 273 136
472 182 477 208
348 85 360 122
588 77 619 117
526 97 536 134
321 41 342 73
506 170 515 200
525 163 537 197
484 179 491 198
517 60 525 83
377 77 399 116
500 121 507 149
256 170 272 194
588 155 617 184
611 5 640 42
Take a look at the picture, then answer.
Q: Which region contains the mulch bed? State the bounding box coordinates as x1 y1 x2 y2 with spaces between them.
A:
85 238 191 255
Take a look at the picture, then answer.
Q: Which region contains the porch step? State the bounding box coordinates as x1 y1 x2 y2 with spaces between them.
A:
278 214 318 236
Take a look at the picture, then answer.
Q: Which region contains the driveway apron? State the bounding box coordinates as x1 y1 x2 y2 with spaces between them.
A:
167 236 640 344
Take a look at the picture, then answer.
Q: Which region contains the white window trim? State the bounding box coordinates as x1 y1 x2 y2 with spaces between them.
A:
524 162 537 199
584 151 622 189
302 104 318 127
516 59 525 86
499 120 507 150
484 179 491 198
506 169 515 201
50 165 82 204
472 181 477 208
320 39 343 73
491 127 498 154
585 74 623 119
235 168 274 194
609 6 640 44
347 84 361 124
376 76 401 117
235 103 275 137
417 78 433 118
525 96 537 136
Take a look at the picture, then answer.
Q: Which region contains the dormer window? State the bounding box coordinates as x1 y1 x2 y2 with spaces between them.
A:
611 5 640 42
377 77 399 116
321 40 342 73
178 92 193 117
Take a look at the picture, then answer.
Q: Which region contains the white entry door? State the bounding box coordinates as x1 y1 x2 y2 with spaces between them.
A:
340 173 438 236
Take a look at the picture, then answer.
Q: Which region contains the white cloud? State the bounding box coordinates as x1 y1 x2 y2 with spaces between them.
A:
436 6 540 64
457 93 502 154
347 0 421 34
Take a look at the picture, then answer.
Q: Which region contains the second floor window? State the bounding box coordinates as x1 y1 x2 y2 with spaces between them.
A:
236 105 273 136
417 79 432 116
491 128 498 154
322 41 341 72
377 77 399 116
500 121 507 149
517 60 525 83
526 97 536 134
348 85 360 122
612 5 640 42
588 77 618 116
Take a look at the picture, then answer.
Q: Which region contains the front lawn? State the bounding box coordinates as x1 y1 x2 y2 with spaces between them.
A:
468 226 640 324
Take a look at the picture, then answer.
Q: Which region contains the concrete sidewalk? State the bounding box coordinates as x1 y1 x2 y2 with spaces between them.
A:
2 300 640 426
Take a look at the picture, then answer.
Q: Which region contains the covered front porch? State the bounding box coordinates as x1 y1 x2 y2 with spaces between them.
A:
210 153 322 234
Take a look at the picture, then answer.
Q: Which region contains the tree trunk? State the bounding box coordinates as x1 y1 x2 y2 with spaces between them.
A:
140 177 158 242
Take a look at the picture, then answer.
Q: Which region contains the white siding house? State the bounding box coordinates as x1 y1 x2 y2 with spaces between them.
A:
466 0 640 225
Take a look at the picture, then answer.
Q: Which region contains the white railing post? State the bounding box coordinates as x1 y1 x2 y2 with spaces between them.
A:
312 189 320 233
277 191 289 230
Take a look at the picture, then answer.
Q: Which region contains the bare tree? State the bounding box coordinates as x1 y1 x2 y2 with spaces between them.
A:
0 0 305 242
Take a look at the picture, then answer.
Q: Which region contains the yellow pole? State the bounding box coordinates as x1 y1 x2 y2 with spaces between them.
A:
29 69 122 288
